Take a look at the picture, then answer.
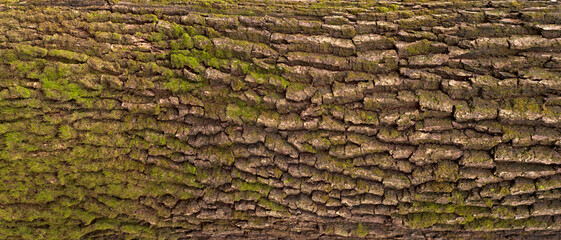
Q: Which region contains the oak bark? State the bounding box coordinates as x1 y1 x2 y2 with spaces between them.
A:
1 0 561 239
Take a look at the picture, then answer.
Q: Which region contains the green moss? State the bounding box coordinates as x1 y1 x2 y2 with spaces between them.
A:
488 185 511 196
171 22 185 38
94 31 122 43
512 97 542 114
134 52 155 62
411 202 455 214
40 64 89 101
522 67 560 82
376 6 390 13
238 180 272 196
147 13 158 23
246 72 266 85
449 191 467 204
3 131 25 149
273 73 289 87
192 35 213 52
371 3 399 12
399 15 436 30
285 176 295 185
508 0 523 10
15 44 48 59
258 198 287 212
406 212 453 228
361 53 398 73
57 124 76 140
240 105 259 122
84 10 111 22
355 223 368 237
184 163 197 175
47 49 89 63
287 82 306 92
375 129 405 146
6 2 556 237
203 57 218 69
405 39 432 56
164 78 202 92
466 218 495 230
0 49 17 64
213 48 233 59
464 217 528 231
170 53 204 73
417 90 453 112
456 206 488 224
12 86 32 98
231 59 250 74
485 198 494 208
407 202 493 226
205 57 232 71
170 33 194 50
227 78 244 92
226 102 260 123
434 161 459 182
493 206 516 219
11 59 45 79
148 31 167 42
184 25 200 36
302 143 317 153
121 224 148 235
150 166 203 188
199 146 235 166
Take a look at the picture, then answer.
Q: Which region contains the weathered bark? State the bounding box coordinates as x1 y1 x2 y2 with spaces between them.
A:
1 0 561 239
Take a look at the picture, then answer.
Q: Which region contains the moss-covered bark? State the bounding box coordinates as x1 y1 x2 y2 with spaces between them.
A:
1 0 561 239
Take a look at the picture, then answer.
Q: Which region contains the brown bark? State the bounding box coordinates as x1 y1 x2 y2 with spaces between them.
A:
1 0 561 239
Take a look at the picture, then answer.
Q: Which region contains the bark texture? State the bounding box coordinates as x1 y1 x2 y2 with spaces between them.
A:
1 0 561 239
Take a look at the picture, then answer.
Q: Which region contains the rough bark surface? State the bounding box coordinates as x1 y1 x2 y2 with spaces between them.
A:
1 0 561 239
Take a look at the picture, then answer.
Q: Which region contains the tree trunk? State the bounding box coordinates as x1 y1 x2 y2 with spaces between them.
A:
1 0 561 239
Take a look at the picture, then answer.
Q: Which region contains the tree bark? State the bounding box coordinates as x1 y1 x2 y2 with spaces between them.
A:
1 0 561 239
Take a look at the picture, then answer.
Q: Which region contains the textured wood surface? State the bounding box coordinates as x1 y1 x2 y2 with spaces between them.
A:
1 0 561 239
